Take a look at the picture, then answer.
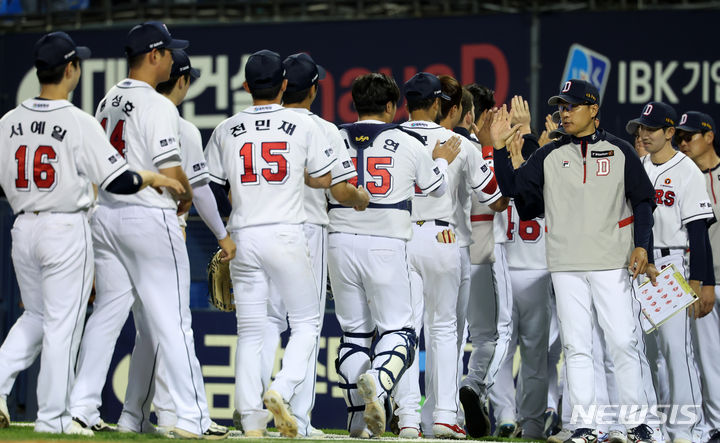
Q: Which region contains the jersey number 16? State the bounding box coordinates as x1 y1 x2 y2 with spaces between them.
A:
15 145 57 191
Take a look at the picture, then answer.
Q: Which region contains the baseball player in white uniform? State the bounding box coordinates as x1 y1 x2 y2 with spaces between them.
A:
205 49 336 438
674 111 720 443
389 73 499 439
488 198 551 440
69 22 228 440
258 52 368 438
327 72 459 438
110 49 234 436
493 80 659 443
0 32 183 436
628 102 714 443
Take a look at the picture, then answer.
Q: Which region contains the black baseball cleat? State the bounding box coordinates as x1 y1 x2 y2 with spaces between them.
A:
459 385 490 438
73 417 116 432
564 428 598 443
708 429 720 443
627 424 653 443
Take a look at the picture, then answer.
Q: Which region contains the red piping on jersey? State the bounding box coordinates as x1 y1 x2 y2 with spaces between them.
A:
581 141 588 184
618 215 634 228
471 214 494 222
708 171 717 204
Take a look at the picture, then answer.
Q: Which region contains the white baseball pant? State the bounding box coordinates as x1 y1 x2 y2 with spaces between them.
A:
547 291 562 412
552 268 650 429
71 205 210 435
692 288 720 432
0 212 92 433
260 222 327 436
231 223 320 432
488 268 550 439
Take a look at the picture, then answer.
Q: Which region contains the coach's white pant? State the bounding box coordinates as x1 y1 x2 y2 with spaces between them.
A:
0 212 92 433
552 269 649 429
231 224 320 432
72 205 210 435
547 291 562 412
261 223 327 436
405 222 461 426
692 287 720 432
489 268 550 439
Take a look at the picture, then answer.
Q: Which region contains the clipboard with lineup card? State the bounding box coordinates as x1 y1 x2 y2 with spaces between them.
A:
636 264 698 333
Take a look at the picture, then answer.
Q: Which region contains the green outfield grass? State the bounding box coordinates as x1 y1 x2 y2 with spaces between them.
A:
0 424 540 442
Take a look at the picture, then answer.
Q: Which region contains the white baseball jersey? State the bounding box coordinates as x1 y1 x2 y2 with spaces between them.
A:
288 108 357 226
469 145 496 264
205 104 336 230
503 200 548 270
0 98 128 213
641 152 713 248
399 121 497 225
703 164 720 279
95 79 182 209
453 139 502 247
328 120 444 240
179 117 209 187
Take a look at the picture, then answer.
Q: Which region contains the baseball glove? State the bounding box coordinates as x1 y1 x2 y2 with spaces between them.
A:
207 249 235 311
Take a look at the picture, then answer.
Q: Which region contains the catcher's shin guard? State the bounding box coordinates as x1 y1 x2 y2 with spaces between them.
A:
372 328 417 394
336 331 374 435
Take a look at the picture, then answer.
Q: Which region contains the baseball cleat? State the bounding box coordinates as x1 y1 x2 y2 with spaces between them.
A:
708 429 720 443
497 421 519 438
564 428 598 443
349 428 371 439
459 385 490 437
0 397 9 429
433 423 467 439
549 428 575 443
306 426 326 438
243 429 268 438
544 409 561 437
202 421 229 440
165 427 202 439
65 420 94 437
263 389 298 438
398 427 422 438
357 374 386 436
232 409 243 431
627 424 653 443
608 430 627 443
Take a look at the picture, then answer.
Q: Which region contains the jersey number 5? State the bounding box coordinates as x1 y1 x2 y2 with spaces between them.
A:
100 118 127 158
239 141 289 184
15 145 57 191
348 156 393 196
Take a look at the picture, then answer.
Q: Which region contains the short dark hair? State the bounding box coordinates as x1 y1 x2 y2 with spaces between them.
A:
351 73 400 116
36 58 78 85
282 85 314 105
250 83 283 101
127 47 166 70
156 73 190 95
407 96 437 113
459 88 474 122
439 75 462 120
466 83 495 116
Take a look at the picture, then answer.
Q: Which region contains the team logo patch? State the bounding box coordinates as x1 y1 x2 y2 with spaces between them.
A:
433 167 440 175
355 135 369 142
679 114 688 125
193 164 201 172
481 165 488 173
562 160 570 168
562 81 572 93
591 150 614 158
108 155 117 164
160 139 168 147
642 104 654 116
596 158 610 176
664 178 671 185
324 148 334 157
342 160 351 168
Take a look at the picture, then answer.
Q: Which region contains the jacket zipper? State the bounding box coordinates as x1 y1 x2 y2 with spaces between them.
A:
581 141 588 184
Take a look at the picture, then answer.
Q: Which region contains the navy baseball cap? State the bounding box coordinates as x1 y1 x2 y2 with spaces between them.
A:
125 21 188 57
676 111 715 134
404 72 451 103
625 102 677 135
34 32 91 71
283 53 326 92
245 50 285 89
548 79 600 106
170 50 200 79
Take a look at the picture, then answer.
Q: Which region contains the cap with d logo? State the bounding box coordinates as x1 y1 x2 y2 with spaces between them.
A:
548 79 600 106
676 111 715 134
404 72 451 104
125 21 188 57
625 102 677 135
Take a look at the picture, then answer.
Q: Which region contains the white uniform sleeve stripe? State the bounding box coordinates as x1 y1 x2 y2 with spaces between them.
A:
188 171 210 185
209 174 227 185
476 189 502 204
471 173 492 190
419 176 443 192
330 170 357 185
308 158 337 177
152 149 181 162
98 164 130 190
682 212 715 223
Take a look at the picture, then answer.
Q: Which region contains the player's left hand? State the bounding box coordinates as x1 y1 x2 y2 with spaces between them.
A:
217 233 237 262
695 284 716 318
177 199 192 216
354 185 370 211
509 95 531 135
628 247 649 280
